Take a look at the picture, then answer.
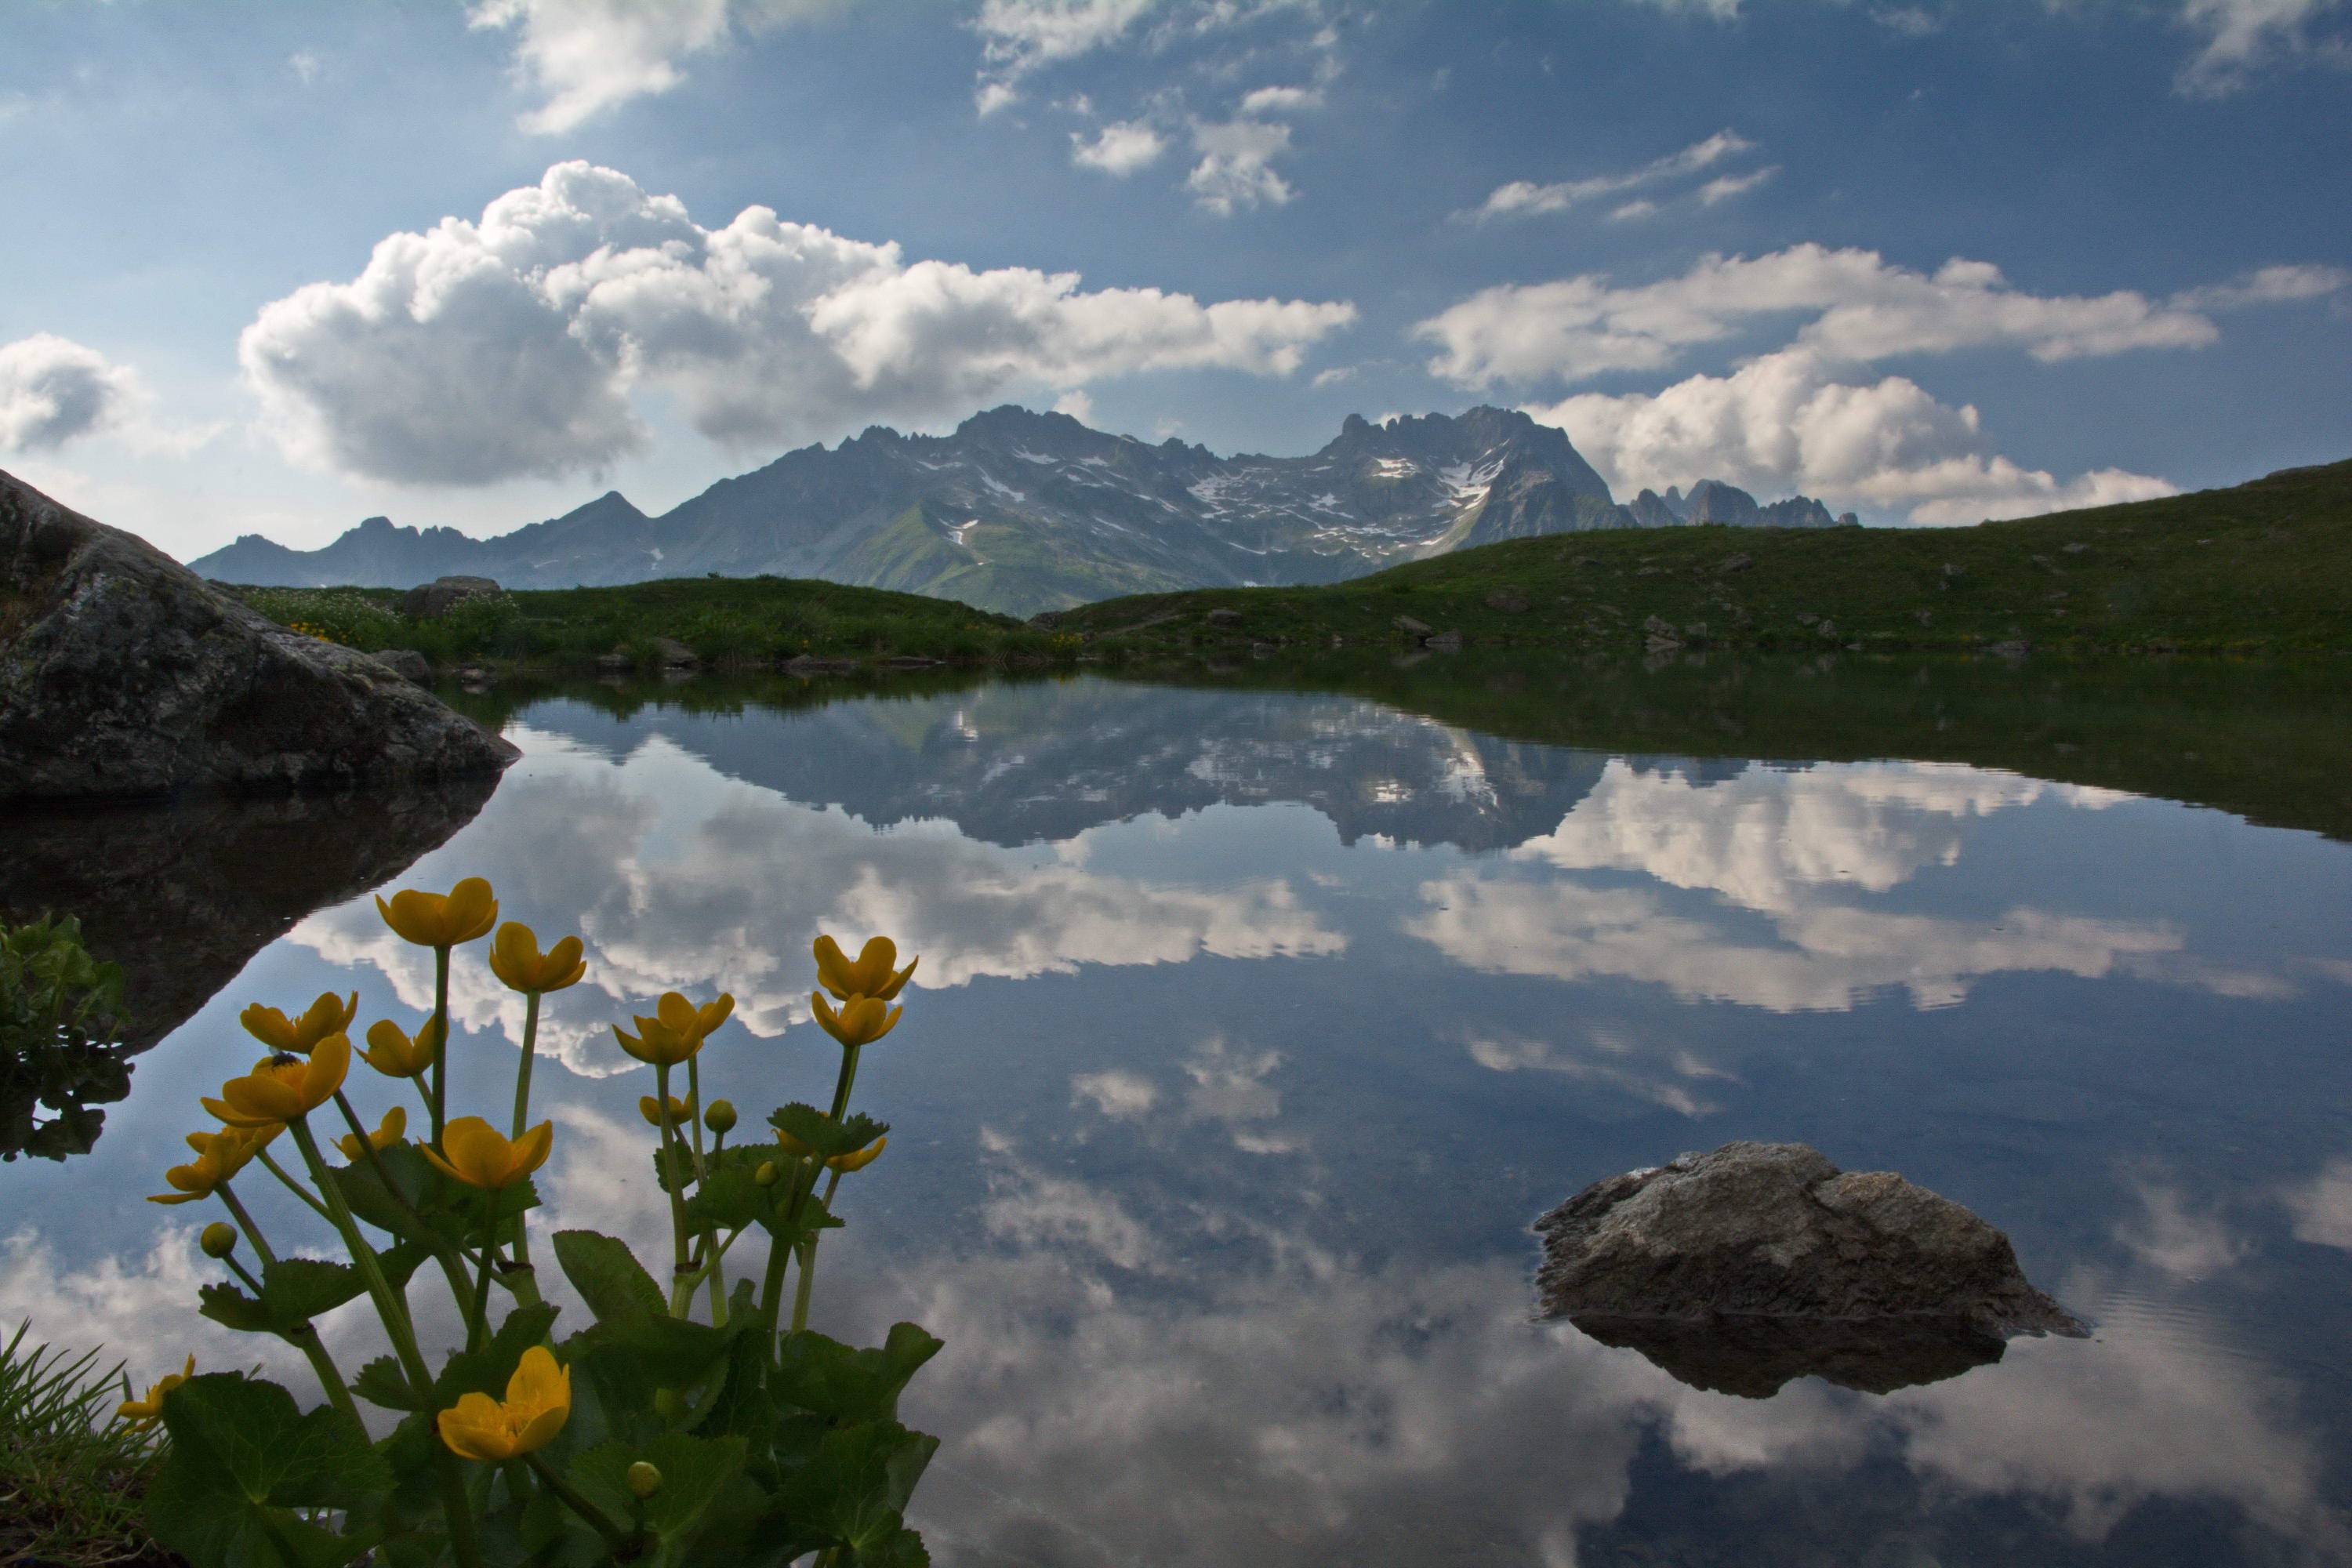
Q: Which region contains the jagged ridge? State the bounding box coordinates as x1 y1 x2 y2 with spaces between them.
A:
192 406 1851 618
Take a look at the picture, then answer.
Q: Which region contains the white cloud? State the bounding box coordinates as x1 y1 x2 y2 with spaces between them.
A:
1531 346 2179 523
1051 387 1098 423
1610 199 1659 223
1399 757 2285 1013
288 724 1348 1076
1187 116 1296 213
2179 0 2347 93
1415 243 2230 388
1238 82 1321 114
2172 262 2352 310
470 0 838 134
288 50 322 85
973 0 1163 111
1697 165 1777 204
238 161 1354 485
1469 129 1755 222
0 334 146 453
2280 1156 2352 1249
1071 117 1170 173
1073 1069 1160 1119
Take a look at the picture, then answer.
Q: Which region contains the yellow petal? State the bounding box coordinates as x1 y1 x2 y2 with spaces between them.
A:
510 1121 554 1180
655 993 699 1038
506 1345 568 1414
238 1004 296 1052
445 878 498 944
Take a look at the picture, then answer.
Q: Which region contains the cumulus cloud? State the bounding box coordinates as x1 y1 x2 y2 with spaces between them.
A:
470 0 838 132
1398 757 2292 1013
0 334 146 452
288 722 1346 1076
238 161 1354 485
1468 129 1755 222
1530 346 2180 523
1187 115 1298 212
1071 116 1170 172
1415 244 2233 388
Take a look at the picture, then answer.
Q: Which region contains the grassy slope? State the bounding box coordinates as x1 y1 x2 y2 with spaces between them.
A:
1050 459 2352 659
233 573 1078 670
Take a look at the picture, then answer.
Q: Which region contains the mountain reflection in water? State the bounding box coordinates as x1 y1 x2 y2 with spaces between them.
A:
5 673 2350 1565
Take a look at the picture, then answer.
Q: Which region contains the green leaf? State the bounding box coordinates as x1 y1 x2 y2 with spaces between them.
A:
766 1103 887 1160
330 1145 538 1250
771 1323 942 1427
771 1420 938 1556
570 1432 748 1560
146 1374 389 1568
553 1229 665 1325
352 1356 421 1412
197 1280 274 1335
849 1527 932 1568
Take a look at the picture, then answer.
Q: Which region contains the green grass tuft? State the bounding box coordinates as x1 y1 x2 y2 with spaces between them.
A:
0 1322 170 1566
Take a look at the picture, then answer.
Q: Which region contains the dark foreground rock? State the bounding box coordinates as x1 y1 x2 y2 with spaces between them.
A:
0 775 497 1061
1535 1142 2083 1397
401 575 503 619
2 469 518 800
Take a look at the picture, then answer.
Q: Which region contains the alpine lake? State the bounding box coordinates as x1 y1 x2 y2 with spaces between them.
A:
7 652 2352 1566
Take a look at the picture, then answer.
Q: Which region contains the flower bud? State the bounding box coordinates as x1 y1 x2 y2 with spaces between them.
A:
199 1221 238 1259
703 1098 738 1134
652 1387 684 1421
754 1160 780 1188
627 1461 663 1500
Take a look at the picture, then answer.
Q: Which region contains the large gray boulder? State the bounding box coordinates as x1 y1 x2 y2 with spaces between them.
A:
1 469 519 801
401 575 503 619
1535 1142 2082 1397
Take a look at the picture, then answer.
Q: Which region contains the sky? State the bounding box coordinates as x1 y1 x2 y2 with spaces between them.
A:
2 0 2347 561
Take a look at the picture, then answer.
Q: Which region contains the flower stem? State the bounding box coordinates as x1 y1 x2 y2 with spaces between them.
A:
507 991 542 1278
331 1091 474 1309
289 1116 485 1568
428 946 451 1147
466 1191 500 1349
254 1146 332 1222
524 1451 637 1551
655 1062 694 1316
213 1185 363 1428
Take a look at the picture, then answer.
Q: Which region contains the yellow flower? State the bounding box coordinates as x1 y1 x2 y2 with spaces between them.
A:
203 1036 351 1129
437 1345 570 1462
638 1094 691 1128
829 1135 886 1174
655 990 735 1045
613 1017 697 1067
149 1127 274 1205
361 1017 441 1079
117 1356 194 1426
812 935 918 1003
489 923 586 994
419 1116 553 1189
239 992 358 1054
375 877 498 949
811 992 901 1049
335 1105 407 1161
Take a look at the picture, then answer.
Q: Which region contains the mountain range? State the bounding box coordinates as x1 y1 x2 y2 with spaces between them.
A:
191 405 1857 618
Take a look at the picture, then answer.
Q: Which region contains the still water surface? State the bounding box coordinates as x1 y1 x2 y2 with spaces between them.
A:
9 674 2352 1564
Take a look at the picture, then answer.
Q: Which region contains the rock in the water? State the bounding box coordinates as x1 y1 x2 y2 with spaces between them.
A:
1535 1142 2082 1397
401 575 503 619
1 470 518 800
374 648 431 684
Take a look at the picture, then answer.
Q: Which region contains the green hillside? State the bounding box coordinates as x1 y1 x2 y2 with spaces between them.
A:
1049 459 2352 659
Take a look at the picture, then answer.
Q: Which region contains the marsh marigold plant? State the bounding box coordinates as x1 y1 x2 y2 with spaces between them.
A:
127 875 942 1567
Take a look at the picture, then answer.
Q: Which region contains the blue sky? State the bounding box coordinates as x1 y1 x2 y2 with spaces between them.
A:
2 0 2347 558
